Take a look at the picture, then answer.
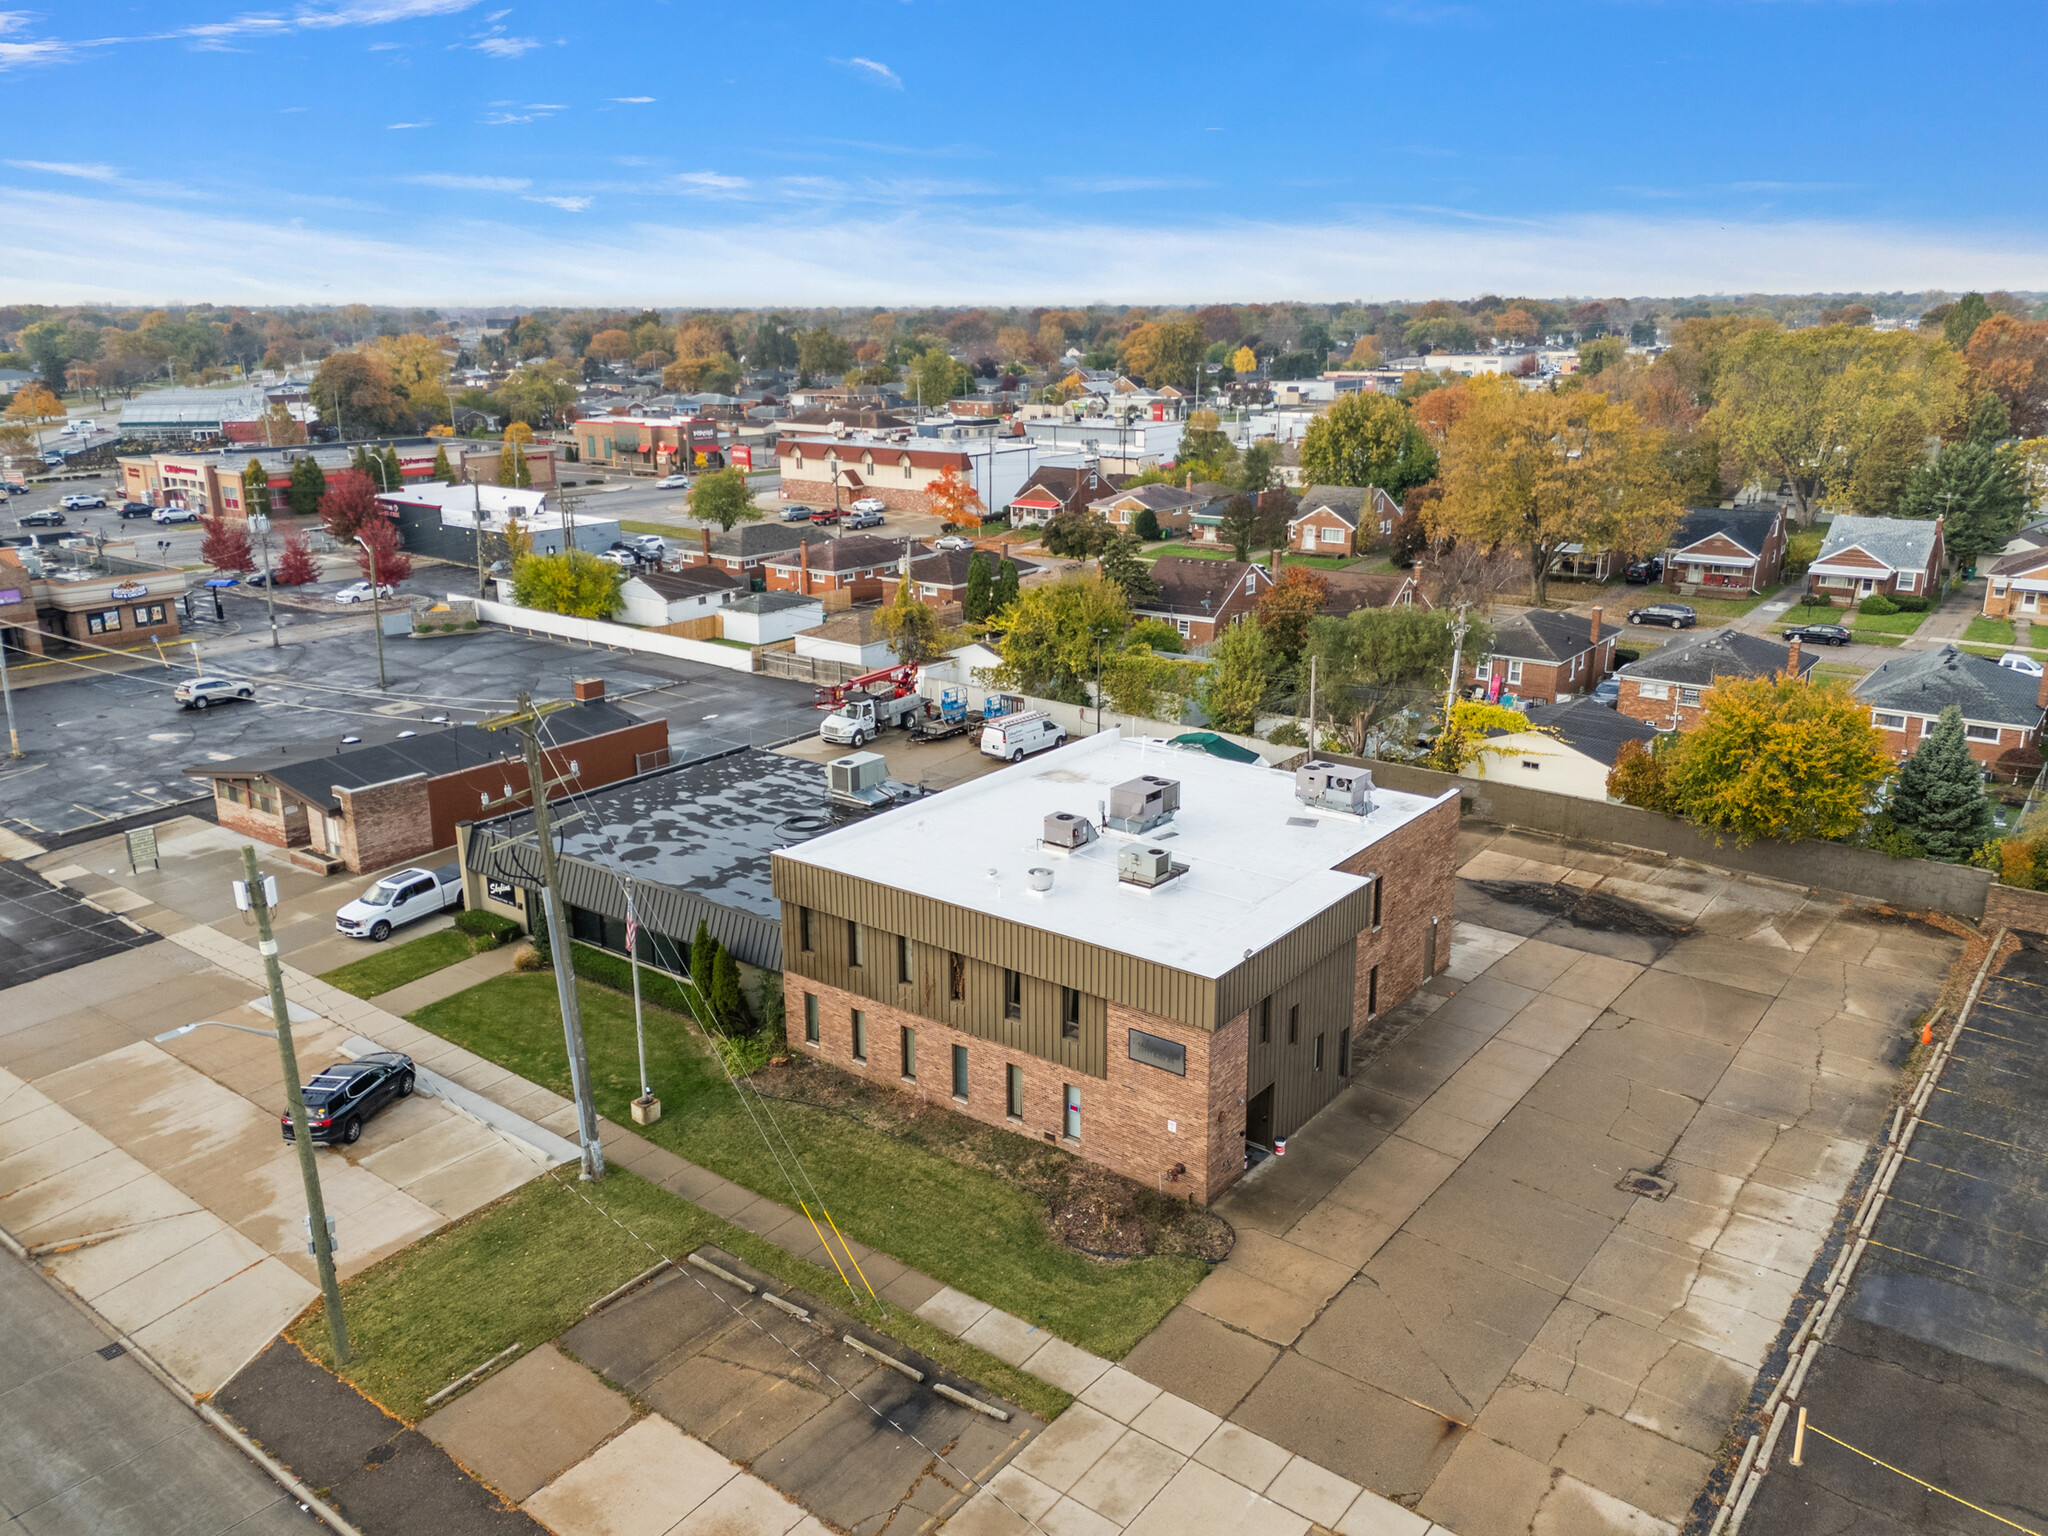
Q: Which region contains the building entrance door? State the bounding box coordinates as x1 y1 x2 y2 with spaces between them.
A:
1245 1085 1274 1151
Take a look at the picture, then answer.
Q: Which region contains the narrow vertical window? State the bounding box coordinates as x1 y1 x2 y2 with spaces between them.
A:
897 934 913 985
803 992 819 1045
948 952 965 1002
798 906 813 953
1288 1003 1299 1045
952 1044 969 1100
1259 997 1271 1044
1314 1032 1325 1072
1371 878 1383 930
1006 1063 1024 1119
1061 986 1081 1040
1003 968 1022 1019
848 919 864 966
900 1025 916 1081
1368 965 1380 1018
851 1009 867 1062
1338 1026 1351 1078
1062 1084 1080 1141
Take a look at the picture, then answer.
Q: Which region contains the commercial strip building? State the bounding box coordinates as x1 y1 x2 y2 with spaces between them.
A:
0 548 189 656
373 482 620 566
772 733 1459 1203
117 438 558 521
183 683 664 873
572 411 727 470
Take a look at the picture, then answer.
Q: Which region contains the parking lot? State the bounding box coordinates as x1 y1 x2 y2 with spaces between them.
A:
0 626 824 841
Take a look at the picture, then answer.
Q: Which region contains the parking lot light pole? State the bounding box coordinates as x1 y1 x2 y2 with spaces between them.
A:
353 532 387 690
251 512 279 649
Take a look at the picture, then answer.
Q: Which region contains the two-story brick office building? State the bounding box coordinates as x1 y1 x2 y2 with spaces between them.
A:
772 733 1460 1204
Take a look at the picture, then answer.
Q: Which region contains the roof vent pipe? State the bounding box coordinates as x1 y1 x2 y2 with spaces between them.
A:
1027 867 1053 894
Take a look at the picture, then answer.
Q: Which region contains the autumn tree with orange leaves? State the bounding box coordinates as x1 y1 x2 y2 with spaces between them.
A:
929 464 985 529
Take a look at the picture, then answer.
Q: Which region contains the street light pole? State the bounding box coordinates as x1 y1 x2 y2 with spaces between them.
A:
354 533 387 690
0 632 20 758
252 512 278 649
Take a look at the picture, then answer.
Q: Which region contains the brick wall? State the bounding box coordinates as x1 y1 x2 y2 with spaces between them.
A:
1338 792 1460 1041
785 976 1244 1203
779 476 932 517
1615 678 1707 732
332 774 435 873
1985 883 2048 935
210 787 307 849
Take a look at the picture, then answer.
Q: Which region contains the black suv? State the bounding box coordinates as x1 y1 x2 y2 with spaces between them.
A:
118 501 156 519
282 1051 416 1145
1782 622 1852 646
1628 603 1696 628
15 508 64 527
1624 557 1663 584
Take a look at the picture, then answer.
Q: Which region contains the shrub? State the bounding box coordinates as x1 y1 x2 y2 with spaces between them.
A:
463 619 479 630
1127 618 1185 653
455 908 520 949
1132 509 1162 542
510 944 546 972
567 941 697 1014
1889 594 1931 612
1266 721 1309 747
1798 592 1836 609
1859 593 1899 616
526 902 551 964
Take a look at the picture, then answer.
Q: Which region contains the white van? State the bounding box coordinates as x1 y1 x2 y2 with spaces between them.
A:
980 711 1066 762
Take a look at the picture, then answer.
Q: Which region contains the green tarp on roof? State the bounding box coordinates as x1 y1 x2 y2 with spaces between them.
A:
1170 731 1261 763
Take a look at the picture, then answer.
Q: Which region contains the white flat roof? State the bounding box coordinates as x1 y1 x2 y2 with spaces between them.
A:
779 731 1451 978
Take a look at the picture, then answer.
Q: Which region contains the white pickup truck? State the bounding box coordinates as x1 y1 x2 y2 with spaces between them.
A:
335 863 463 942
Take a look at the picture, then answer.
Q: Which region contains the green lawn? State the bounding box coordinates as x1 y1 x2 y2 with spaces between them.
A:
1965 615 2018 647
320 929 477 999
618 518 686 537
406 973 1210 1359
1152 545 1360 571
289 1169 1067 1423
1624 584 1783 621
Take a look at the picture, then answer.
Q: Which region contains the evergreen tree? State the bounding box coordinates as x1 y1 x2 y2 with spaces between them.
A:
1889 705 1995 860
431 443 457 484
350 443 376 486
285 456 326 517
381 443 405 491
1098 531 1158 606
1900 440 2027 568
963 552 994 623
690 918 715 991
1967 391 2012 446
241 457 271 518
993 558 1020 613
710 947 748 1033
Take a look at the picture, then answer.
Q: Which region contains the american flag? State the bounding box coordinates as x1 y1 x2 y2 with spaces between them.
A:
624 899 638 955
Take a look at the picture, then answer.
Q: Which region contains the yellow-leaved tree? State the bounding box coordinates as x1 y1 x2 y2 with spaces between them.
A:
1428 701 1555 774
1230 345 1257 374
1663 674 1892 845
1426 382 1682 606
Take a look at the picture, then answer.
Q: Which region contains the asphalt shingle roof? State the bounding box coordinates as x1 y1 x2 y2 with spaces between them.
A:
1667 506 1779 558
1140 554 1266 618
1488 609 1606 664
1294 486 1369 528
1816 514 1940 573
1619 627 1815 686
1518 699 1660 768
629 566 742 600
1854 645 2044 729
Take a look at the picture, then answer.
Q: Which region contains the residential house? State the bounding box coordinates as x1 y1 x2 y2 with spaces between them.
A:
1287 485 1404 557
1133 554 1273 645
907 548 1037 606
1614 627 1816 732
1090 483 1204 537
1981 543 2048 619
1853 646 2047 778
1006 464 1128 522
618 565 744 628
1662 506 1788 596
1468 699 1660 802
721 591 824 645
795 609 898 670
674 523 831 581
1471 608 1618 706
1807 514 1945 603
772 730 1460 1201
1316 570 1430 617
761 533 925 602
1546 544 1615 582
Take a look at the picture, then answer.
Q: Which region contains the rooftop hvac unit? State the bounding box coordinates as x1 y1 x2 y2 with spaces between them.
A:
1042 811 1097 849
1295 761 1373 816
828 752 888 797
1118 844 1174 888
1107 775 1181 834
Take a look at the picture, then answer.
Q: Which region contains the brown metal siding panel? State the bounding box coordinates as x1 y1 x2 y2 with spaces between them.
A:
1214 881 1375 1023
1243 938 1359 1142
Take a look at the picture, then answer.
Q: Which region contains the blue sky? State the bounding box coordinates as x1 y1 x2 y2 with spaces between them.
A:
1 0 2044 304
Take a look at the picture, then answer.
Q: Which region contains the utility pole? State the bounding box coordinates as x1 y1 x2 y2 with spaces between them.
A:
354 532 387 690
0 631 20 758
243 845 349 1361
1445 602 1472 714
252 512 279 649
480 692 605 1179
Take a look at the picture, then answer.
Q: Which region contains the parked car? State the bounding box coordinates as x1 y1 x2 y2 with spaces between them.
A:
1591 676 1621 707
595 547 637 568
1623 557 1662 584
980 710 1066 762
844 508 884 530
60 493 105 509
656 473 692 489
629 533 668 560
334 863 463 941
243 569 274 587
1782 623 1853 647
152 505 199 524
780 504 816 523
281 1052 415 1145
1999 652 2045 677
934 534 974 552
15 508 63 527
1627 603 1696 628
0 481 29 495
118 501 156 519
810 507 843 525
849 497 886 514
332 580 397 604
174 676 255 709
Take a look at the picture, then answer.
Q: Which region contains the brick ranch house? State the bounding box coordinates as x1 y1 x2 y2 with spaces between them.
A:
1470 608 1618 706
1132 554 1274 645
1090 483 1205 537
1006 464 1128 522
1288 485 1404 557
1982 544 2048 619
760 534 928 602
907 548 1037 606
183 684 665 873
772 732 1461 1203
673 523 831 582
1662 506 1787 596
1614 628 1816 732
1807 514 1945 603
1853 645 2047 778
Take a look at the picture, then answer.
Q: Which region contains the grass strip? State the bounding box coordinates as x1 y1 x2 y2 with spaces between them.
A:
288 1168 1069 1423
406 971 1208 1359
1964 616 2017 647
319 929 476 999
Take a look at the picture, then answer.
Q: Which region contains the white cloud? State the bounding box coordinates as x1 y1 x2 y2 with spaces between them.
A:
401 173 530 190
0 0 486 72
835 56 901 88
474 33 540 56
612 95 654 103
5 159 120 180
6 186 2048 307
387 120 432 129
673 171 748 192
525 195 591 212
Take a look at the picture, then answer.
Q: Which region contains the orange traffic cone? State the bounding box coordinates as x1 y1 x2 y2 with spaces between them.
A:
1920 1018 1934 1046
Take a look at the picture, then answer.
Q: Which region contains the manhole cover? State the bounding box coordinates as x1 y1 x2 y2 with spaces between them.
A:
1619 1170 1675 1200
96 1342 126 1360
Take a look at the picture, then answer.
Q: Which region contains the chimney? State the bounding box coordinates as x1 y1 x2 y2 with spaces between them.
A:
1589 606 1602 646
1786 637 1803 680
571 677 605 702
699 526 711 560
799 537 811 595
1185 471 1194 491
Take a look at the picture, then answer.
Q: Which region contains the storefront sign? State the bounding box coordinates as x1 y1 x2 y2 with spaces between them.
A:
486 878 516 904
109 582 149 600
0 589 20 605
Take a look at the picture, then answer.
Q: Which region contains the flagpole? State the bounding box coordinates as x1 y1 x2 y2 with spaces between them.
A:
626 895 657 1124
